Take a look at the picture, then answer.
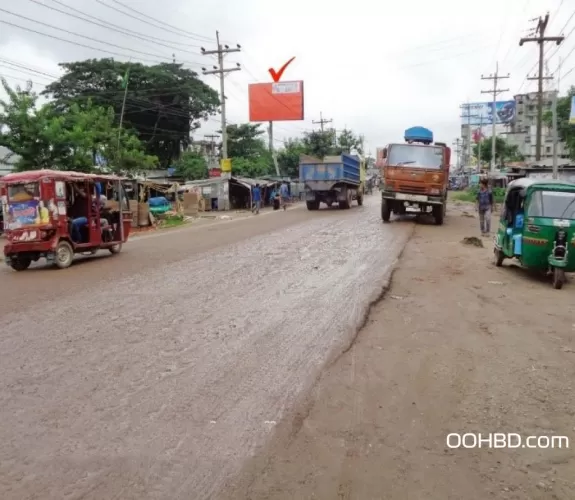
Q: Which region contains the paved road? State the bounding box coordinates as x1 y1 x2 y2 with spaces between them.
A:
0 196 411 500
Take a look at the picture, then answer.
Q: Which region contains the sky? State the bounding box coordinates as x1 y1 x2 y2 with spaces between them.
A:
0 0 573 157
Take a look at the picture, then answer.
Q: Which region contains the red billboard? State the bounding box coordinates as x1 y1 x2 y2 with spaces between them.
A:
248 80 304 122
208 168 221 178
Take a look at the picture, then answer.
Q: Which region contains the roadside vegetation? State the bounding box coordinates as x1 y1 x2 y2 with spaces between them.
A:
451 185 505 204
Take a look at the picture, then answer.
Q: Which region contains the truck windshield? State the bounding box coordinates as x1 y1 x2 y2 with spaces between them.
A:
8 182 39 202
388 145 443 169
527 190 575 218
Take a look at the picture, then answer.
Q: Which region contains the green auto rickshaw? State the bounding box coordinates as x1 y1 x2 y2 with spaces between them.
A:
493 178 575 289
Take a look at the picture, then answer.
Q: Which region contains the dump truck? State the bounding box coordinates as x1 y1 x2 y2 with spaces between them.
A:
380 126 451 225
300 153 365 210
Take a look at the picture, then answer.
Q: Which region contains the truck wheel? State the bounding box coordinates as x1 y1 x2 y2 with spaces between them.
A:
357 195 364 206
10 255 31 271
54 240 74 269
433 204 445 225
306 200 319 210
381 199 391 222
339 190 352 209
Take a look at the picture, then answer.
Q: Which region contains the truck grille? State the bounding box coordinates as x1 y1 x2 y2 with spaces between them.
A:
397 184 426 194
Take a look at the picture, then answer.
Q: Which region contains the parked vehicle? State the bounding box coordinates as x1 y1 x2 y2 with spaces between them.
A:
0 169 132 271
380 126 451 224
300 153 365 210
493 178 575 289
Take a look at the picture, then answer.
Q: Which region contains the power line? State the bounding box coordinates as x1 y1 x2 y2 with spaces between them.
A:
0 7 203 67
26 0 205 53
519 12 564 160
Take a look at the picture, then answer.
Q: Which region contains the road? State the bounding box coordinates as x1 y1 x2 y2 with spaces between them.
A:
0 196 411 500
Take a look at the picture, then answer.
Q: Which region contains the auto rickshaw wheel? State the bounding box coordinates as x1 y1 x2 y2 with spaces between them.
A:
494 248 504 267
55 240 74 269
10 255 31 271
552 267 565 289
109 243 122 254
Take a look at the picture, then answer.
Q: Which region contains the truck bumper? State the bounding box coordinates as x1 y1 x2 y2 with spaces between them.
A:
381 191 444 205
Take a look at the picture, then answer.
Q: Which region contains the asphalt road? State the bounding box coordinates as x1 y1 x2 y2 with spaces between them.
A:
0 196 412 500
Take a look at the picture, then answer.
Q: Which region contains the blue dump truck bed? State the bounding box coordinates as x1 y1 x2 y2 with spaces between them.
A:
299 153 360 185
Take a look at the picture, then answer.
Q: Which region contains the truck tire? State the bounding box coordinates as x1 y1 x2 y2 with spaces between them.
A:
357 194 364 206
339 190 352 209
433 204 445 225
306 200 320 210
381 199 391 222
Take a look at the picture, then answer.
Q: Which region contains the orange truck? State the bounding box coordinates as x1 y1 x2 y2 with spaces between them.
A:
380 126 451 225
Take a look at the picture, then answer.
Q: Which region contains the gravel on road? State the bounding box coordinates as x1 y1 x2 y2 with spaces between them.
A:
0 196 411 499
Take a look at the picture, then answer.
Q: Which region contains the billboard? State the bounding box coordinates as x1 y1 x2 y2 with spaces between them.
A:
460 101 516 126
248 80 304 122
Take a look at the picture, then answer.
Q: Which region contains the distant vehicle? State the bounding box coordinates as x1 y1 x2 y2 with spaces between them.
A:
299 153 366 210
380 126 451 225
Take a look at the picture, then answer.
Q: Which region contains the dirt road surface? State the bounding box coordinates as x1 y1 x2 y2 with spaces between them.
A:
222 204 575 500
0 196 412 499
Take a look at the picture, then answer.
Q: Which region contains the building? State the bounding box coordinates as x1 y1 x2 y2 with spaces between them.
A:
505 91 570 163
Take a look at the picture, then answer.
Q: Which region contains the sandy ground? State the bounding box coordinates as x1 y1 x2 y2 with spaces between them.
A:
0 195 413 499
222 203 575 500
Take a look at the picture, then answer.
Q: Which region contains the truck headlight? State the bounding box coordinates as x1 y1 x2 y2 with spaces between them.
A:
429 188 440 195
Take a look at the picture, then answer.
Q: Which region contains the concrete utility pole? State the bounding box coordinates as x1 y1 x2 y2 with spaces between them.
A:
552 89 559 179
481 62 510 174
460 102 478 166
452 138 462 170
312 112 332 132
201 32 241 161
520 13 564 161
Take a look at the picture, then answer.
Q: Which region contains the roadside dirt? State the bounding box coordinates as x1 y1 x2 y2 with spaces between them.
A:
221 204 575 500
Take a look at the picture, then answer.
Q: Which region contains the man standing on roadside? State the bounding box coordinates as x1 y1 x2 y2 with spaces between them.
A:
252 183 262 214
279 181 289 211
476 178 494 236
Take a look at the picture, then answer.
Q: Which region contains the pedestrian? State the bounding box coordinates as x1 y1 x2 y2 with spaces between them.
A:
252 183 261 214
279 182 289 211
476 178 494 236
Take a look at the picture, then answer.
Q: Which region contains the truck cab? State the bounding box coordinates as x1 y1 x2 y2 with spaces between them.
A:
380 126 450 225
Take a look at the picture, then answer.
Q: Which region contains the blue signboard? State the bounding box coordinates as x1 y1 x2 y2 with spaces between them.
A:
461 101 516 126
9 200 39 227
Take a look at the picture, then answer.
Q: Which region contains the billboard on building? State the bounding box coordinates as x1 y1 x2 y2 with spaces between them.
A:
248 81 304 122
460 101 516 126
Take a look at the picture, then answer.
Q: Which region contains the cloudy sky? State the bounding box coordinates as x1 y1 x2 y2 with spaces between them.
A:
0 0 573 156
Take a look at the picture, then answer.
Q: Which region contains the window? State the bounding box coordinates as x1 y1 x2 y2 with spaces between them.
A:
8 182 39 201
387 145 443 169
527 190 575 218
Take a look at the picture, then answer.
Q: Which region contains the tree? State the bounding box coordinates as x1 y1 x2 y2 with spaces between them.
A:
302 129 337 158
224 123 273 177
472 136 524 166
277 138 306 177
0 78 157 173
42 59 220 168
335 128 364 155
173 150 208 180
543 86 575 161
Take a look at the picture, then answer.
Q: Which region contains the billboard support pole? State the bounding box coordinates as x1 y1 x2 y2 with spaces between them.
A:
481 62 510 174
552 90 558 179
268 121 280 176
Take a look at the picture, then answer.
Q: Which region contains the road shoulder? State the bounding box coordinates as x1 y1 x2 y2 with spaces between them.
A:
221 205 575 499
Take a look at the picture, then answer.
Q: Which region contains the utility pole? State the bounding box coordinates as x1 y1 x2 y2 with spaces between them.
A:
520 13 564 161
460 102 478 166
552 89 558 179
312 112 332 132
452 138 462 170
267 122 280 176
481 62 510 174
201 32 241 163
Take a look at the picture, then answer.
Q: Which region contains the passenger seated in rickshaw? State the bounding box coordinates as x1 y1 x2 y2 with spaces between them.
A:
69 182 107 243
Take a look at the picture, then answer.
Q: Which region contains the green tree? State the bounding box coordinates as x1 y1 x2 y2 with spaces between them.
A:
543 86 575 161
277 138 307 177
0 78 157 173
223 123 273 177
472 136 524 166
302 129 337 158
42 59 220 168
173 150 208 180
335 128 364 155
